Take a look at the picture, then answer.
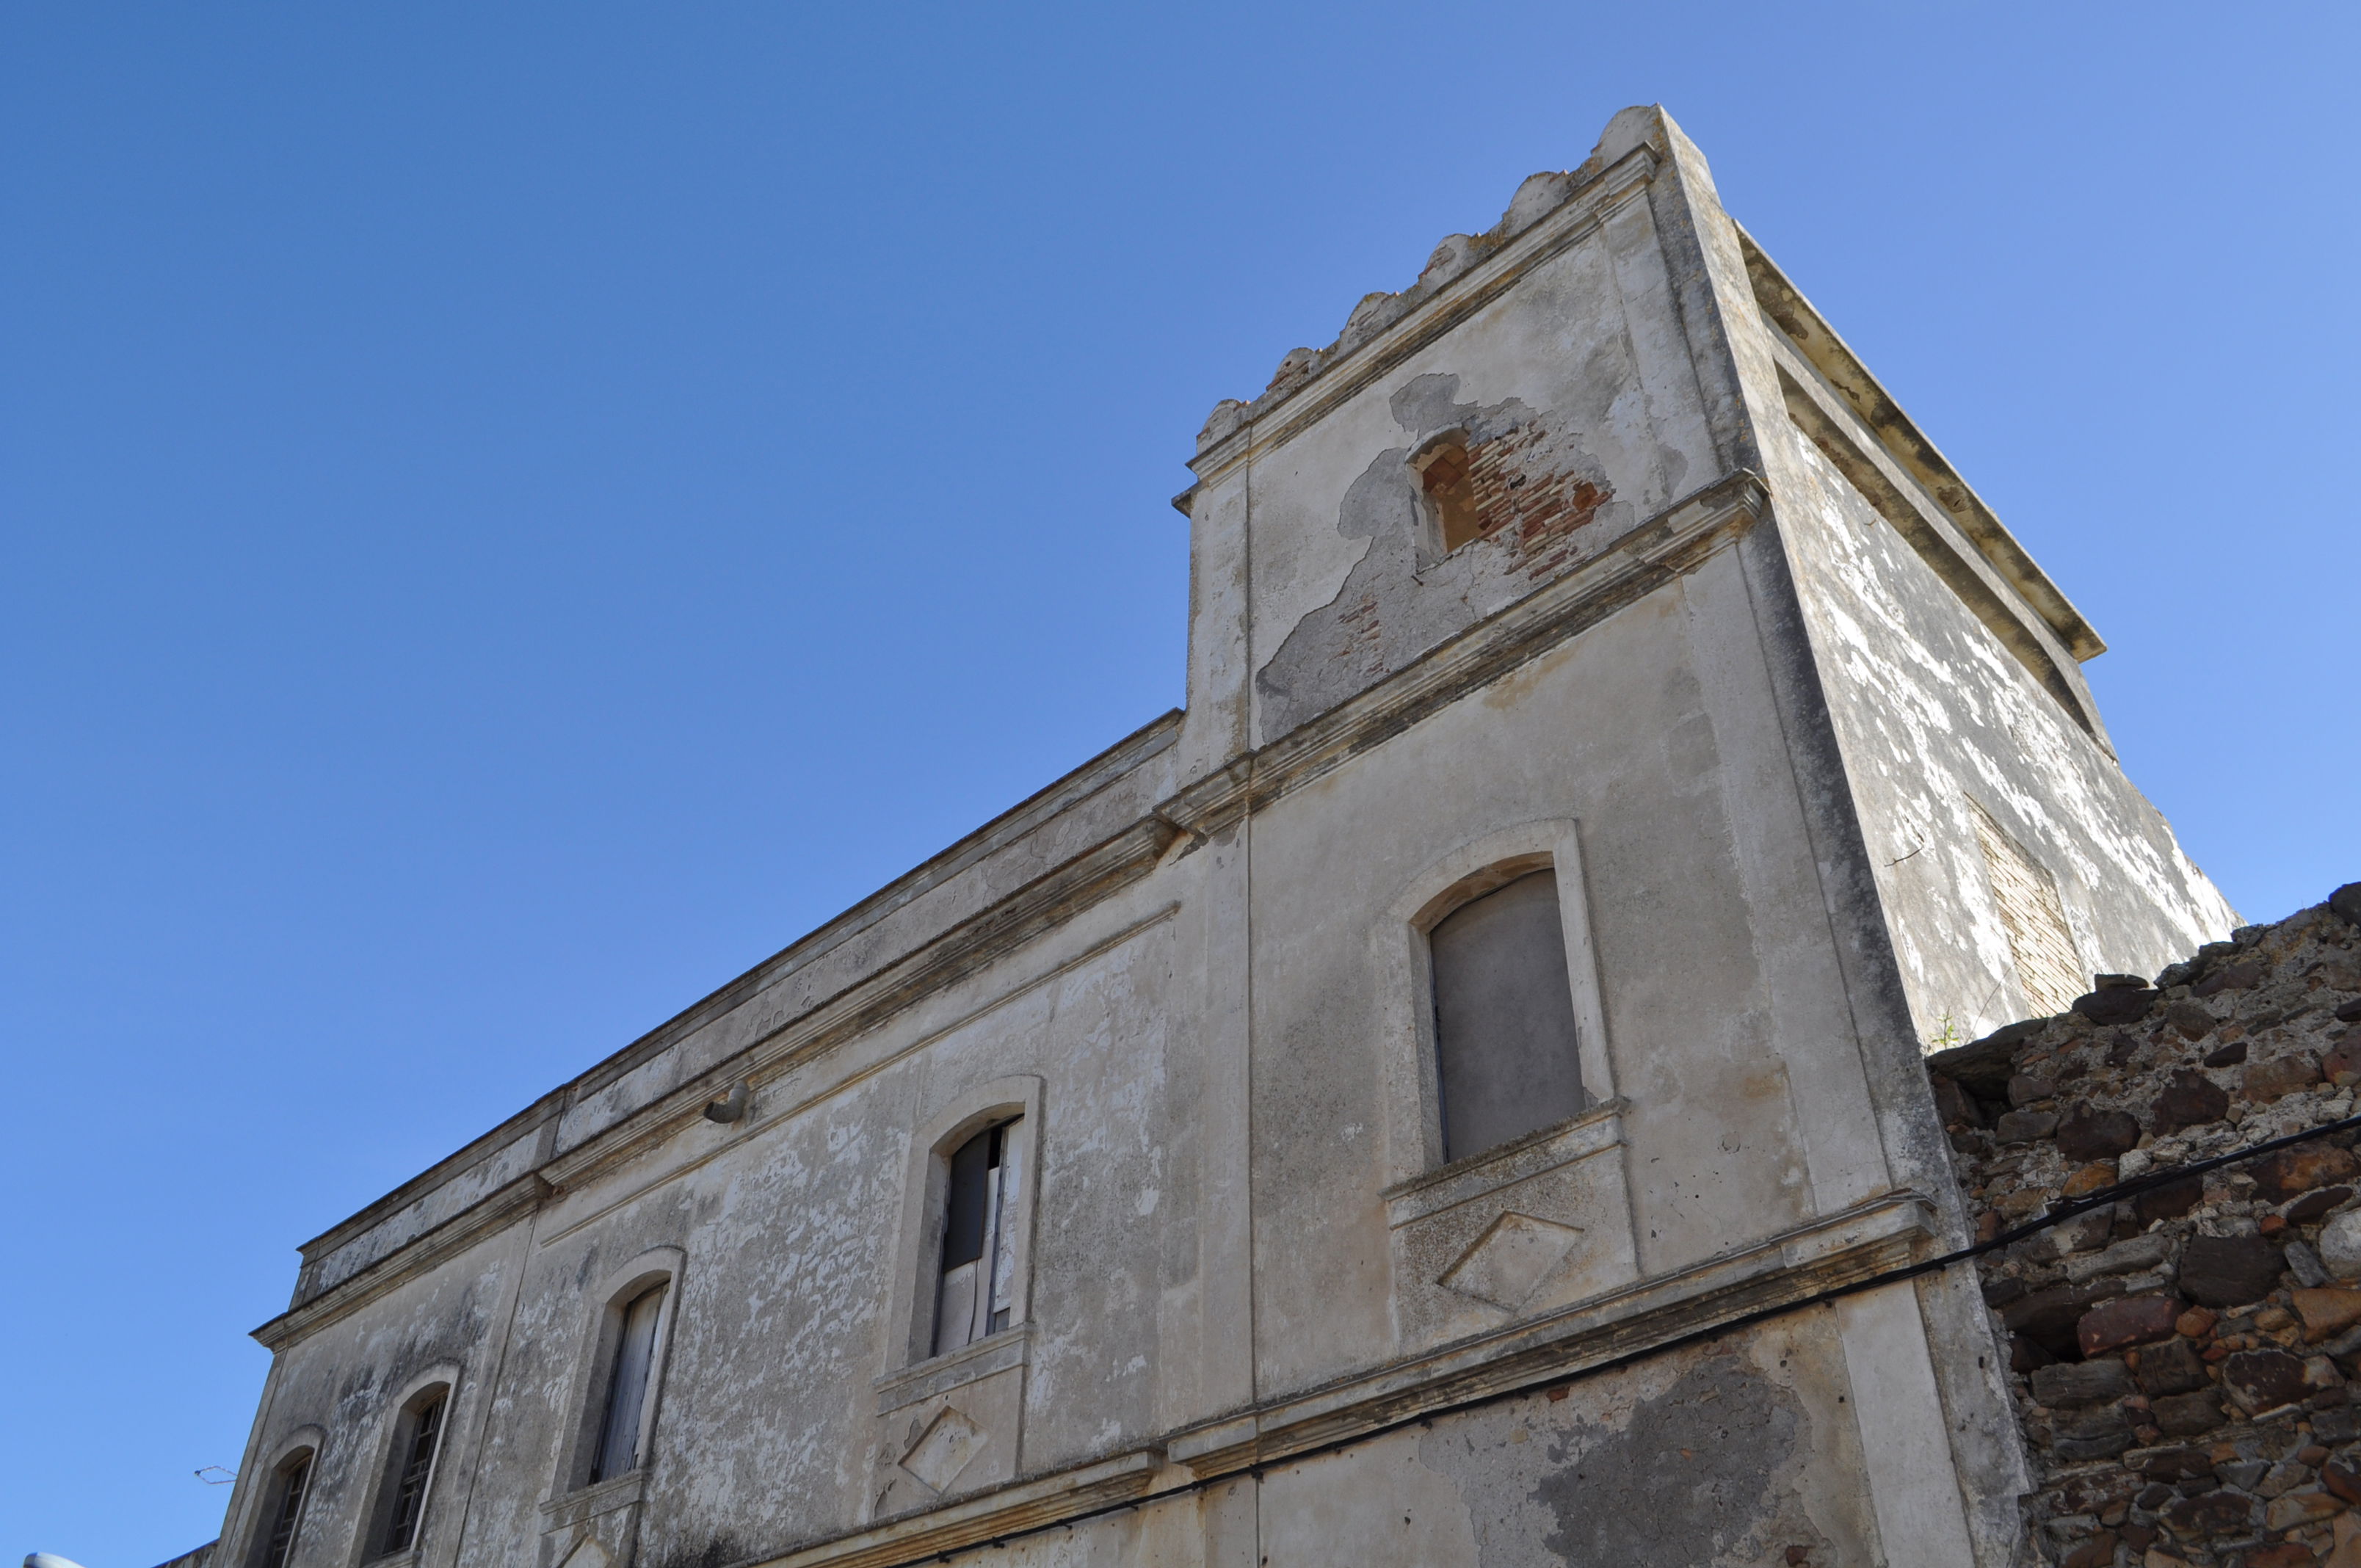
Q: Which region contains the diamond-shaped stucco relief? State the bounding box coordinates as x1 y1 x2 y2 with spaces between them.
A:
899 1404 987 1494
1437 1211 1583 1310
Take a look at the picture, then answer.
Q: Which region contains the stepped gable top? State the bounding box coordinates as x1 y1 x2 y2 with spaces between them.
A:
1189 111 1656 457
1186 103 2102 669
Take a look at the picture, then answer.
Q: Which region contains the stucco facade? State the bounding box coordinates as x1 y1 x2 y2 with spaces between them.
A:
203 105 2233 1568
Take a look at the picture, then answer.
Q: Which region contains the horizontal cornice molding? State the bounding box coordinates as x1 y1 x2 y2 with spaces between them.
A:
737 1191 1938 1568
280 715 1181 1290
260 821 1183 1347
1161 468 1769 841
1775 349 2111 751
759 1453 1161 1568
255 1172 548 1351
534 816 1183 1194
1736 223 2103 663
262 471 1760 1347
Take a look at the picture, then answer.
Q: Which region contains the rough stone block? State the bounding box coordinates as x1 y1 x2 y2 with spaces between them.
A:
2256 1147 2360 1201
2264 1489 2346 1531
2008 1072 2056 1107
2325 1031 2361 1088
2194 960 2267 998
2165 999 2216 1039
2291 1186 2357 1223
2136 1336 2213 1396
2248 1053 2326 1101
2059 1105 2142 1161
2224 1348 2312 1412
1929 1073 1979 1128
2149 1390 2224 1436
2009 1282 2121 1356
2180 1233 2286 1307
2053 1413 2136 1462
2078 987 2160 1026
2321 1211 2361 1280
2295 1289 2361 1336
2137 1175 2208 1224
2080 1294 2184 1357
2246 1542 2326 1568
2161 1489 2253 1533
1997 1108 2058 1143
2034 1359 2133 1406
2068 1234 2172 1283
2060 1536 2117 1568
2150 1069 2230 1133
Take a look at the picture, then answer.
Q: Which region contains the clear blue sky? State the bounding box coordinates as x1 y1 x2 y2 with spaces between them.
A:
4 4 2354 1562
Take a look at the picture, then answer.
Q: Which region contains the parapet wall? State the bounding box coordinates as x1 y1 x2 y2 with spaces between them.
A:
1932 884 2361 1567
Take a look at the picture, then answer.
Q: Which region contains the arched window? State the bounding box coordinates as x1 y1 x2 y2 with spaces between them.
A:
1411 431 1485 552
932 1117 1026 1357
252 1448 313 1568
590 1281 670 1483
557 1251 683 1498
370 1385 449 1558
1429 868 1586 1161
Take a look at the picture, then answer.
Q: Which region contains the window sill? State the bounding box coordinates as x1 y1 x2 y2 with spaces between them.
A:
360 1550 419 1568
537 1468 645 1526
1382 1098 1626 1228
873 1324 1031 1416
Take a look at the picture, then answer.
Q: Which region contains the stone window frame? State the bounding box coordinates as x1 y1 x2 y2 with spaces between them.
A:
879 1075 1045 1381
549 1246 686 1509
1372 819 1618 1189
352 1364 464 1568
237 1426 327 1568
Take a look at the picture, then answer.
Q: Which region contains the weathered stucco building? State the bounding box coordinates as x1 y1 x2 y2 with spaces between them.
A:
201 106 2236 1568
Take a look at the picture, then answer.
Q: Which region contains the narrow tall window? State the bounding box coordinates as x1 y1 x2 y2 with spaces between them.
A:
380 1392 446 1555
1430 869 1585 1162
932 1118 1024 1357
1412 433 1485 551
590 1282 668 1483
256 1451 312 1568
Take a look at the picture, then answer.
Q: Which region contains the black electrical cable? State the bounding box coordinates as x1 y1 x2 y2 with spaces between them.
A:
802 1107 2361 1567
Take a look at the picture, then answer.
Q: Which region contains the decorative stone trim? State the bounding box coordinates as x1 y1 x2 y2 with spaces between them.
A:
736 1191 1937 1568
1737 222 2102 664
537 819 1180 1199
537 1470 645 1528
754 1452 1159 1568
261 470 1764 1353
872 1327 1031 1419
1186 143 1662 482
1382 1102 1627 1230
254 1175 546 1351
1160 468 1769 841
1774 343 2105 744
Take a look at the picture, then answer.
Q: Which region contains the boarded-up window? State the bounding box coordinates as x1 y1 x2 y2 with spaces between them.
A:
380 1390 446 1553
591 1285 667 1483
257 1451 311 1568
1412 432 1486 551
1430 869 1585 1162
1970 802 2084 1017
933 1119 1025 1357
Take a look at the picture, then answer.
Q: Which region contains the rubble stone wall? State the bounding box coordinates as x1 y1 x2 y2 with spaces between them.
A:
1933 885 2361 1567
